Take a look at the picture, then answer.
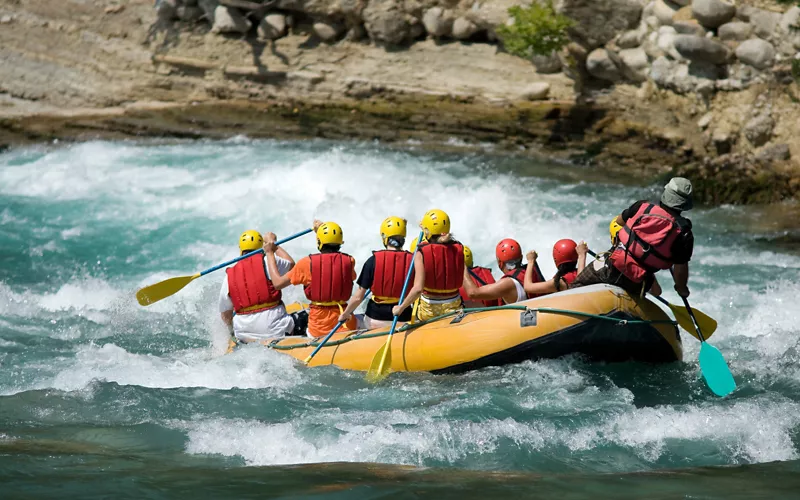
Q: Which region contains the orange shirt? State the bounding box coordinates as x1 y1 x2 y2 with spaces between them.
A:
287 255 358 337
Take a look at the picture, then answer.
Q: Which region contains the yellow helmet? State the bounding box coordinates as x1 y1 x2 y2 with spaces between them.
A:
316 222 344 250
239 230 264 253
380 216 407 247
463 245 474 268
420 209 451 237
609 218 623 245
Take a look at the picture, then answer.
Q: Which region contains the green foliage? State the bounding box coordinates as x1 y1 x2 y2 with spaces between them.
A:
496 2 574 59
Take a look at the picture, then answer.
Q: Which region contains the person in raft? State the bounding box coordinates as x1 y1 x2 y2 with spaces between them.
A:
522 239 588 296
459 245 502 308
570 177 695 297
338 216 415 330
219 230 296 342
264 220 358 338
392 209 465 322
460 238 545 305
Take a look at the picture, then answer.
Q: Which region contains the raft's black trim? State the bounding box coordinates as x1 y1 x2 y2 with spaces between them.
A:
430 311 680 375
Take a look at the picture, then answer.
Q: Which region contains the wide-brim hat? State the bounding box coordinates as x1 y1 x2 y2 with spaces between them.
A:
661 177 693 211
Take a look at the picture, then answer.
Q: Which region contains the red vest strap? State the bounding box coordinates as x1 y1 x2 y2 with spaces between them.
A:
226 254 281 314
460 266 502 307
502 265 540 299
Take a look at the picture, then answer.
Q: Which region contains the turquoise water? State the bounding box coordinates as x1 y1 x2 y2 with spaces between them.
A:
2 139 800 497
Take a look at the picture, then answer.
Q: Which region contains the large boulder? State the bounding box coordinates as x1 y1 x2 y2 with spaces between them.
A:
654 0 680 26
313 21 344 42
452 17 479 40
211 6 251 34
692 0 735 29
531 51 563 74
673 34 730 64
735 38 775 70
258 13 287 40
363 0 411 46
618 46 649 81
743 114 774 147
750 9 781 39
557 0 642 49
718 21 752 41
520 82 551 100
422 7 452 38
586 48 622 81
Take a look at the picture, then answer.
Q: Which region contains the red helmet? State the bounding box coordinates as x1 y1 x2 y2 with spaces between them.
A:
553 239 578 267
495 238 523 263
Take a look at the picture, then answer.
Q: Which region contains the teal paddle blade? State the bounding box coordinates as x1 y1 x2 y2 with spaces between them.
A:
698 342 736 397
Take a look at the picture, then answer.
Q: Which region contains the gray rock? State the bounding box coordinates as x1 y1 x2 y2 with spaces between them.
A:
211 6 251 34
452 17 478 39
345 24 367 41
654 0 679 26
558 0 643 49
618 47 649 81
157 0 178 22
520 82 551 100
409 20 425 40
673 34 731 64
697 112 713 129
718 21 752 41
736 5 754 22
363 0 410 46
586 48 622 82
197 0 218 22
744 114 774 147
673 20 707 36
531 51 563 74
671 0 691 6
422 7 452 37
313 21 344 42
779 6 800 33
736 38 775 70
618 28 646 49
692 0 736 29
0 15 13 24
177 6 204 22
258 14 287 40
750 9 781 39
755 143 791 163
712 128 734 154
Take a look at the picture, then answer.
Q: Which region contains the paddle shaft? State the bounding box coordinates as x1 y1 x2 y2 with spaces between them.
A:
387 230 425 338
305 292 372 364
669 268 705 342
200 228 313 277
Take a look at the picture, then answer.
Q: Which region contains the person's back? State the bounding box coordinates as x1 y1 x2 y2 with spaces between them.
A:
570 177 694 297
461 239 540 306
523 239 587 297
263 221 358 337
219 230 295 342
339 216 414 330
391 209 466 322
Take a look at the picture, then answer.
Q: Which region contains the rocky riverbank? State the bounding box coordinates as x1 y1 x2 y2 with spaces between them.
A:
1 0 799 205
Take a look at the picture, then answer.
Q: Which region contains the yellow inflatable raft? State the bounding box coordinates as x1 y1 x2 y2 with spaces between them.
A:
258 284 681 374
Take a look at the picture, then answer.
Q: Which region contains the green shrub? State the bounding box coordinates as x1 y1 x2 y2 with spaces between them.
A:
496 2 574 59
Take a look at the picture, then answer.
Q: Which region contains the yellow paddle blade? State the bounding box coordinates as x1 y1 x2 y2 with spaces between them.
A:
136 273 200 306
366 337 393 383
668 302 717 341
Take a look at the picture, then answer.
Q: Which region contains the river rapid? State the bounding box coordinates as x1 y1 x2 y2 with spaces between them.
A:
2 139 800 498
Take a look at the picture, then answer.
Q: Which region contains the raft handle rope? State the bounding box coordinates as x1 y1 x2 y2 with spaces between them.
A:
263 305 677 352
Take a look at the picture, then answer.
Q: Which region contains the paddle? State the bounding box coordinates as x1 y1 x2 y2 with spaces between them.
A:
670 269 736 397
136 228 313 306
304 292 372 365
365 230 423 383
585 249 717 340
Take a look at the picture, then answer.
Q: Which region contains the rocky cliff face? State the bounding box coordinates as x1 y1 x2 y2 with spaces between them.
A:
1 0 799 205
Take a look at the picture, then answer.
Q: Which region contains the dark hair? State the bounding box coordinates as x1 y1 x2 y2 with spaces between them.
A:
386 236 405 249
320 244 341 253
553 262 577 291
429 233 454 244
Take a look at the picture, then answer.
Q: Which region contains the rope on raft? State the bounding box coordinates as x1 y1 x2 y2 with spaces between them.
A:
265 305 678 352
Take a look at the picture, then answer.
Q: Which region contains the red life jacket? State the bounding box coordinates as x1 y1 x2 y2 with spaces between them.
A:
501 265 543 299
225 254 281 315
304 252 354 306
554 269 578 291
610 203 682 283
419 241 464 298
371 249 414 303
459 266 502 307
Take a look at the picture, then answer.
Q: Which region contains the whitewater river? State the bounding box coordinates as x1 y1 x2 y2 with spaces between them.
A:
2 139 800 497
